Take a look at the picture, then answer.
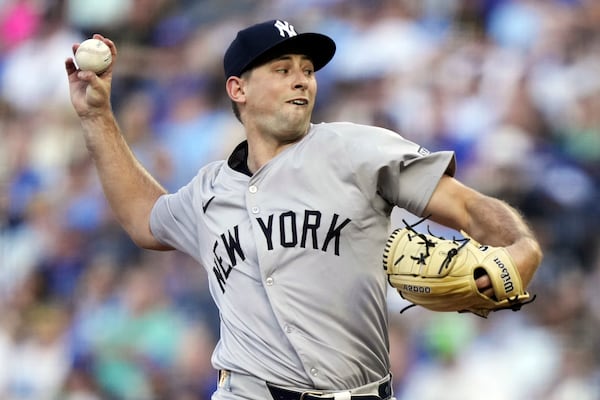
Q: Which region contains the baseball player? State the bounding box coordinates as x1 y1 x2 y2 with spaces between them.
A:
65 19 543 400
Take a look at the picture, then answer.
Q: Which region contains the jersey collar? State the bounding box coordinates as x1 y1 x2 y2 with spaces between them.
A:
227 140 253 176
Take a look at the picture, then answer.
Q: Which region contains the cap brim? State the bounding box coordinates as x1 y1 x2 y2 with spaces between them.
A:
243 32 336 74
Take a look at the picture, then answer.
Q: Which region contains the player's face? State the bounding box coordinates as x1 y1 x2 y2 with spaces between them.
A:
241 54 317 142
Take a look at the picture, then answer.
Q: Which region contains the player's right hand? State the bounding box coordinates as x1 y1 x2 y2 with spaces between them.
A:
65 34 116 119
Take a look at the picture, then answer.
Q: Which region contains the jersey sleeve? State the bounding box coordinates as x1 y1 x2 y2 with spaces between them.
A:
149 178 201 259
337 123 456 216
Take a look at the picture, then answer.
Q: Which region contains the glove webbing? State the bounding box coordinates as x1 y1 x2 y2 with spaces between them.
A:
401 216 470 274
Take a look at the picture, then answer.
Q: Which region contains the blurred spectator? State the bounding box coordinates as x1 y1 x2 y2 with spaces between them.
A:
153 75 244 191
169 322 217 399
1 1 81 113
84 265 186 399
66 0 132 36
0 302 71 400
0 0 42 52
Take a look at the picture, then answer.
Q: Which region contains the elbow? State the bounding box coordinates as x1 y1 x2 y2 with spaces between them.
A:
122 221 172 251
517 236 544 288
532 238 544 268
130 234 173 251
524 233 544 267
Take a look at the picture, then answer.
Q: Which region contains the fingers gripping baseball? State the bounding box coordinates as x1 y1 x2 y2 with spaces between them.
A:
66 34 116 117
382 217 535 318
75 38 112 74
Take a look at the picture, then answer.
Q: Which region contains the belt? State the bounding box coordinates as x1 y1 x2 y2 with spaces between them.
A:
266 378 392 400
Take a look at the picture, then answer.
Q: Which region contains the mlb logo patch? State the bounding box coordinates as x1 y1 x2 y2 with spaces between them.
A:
418 146 430 156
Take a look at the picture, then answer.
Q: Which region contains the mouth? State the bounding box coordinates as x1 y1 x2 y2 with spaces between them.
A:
287 98 309 106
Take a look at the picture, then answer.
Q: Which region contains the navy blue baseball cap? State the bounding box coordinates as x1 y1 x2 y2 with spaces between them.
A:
224 19 336 78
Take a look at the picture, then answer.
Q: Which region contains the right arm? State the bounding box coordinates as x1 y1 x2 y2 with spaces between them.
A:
66 35 171 250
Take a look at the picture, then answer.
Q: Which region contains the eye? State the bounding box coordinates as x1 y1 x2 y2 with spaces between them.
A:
304 68 314 76
276 68 288 74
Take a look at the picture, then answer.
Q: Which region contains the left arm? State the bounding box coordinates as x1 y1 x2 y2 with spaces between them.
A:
424 175 543 288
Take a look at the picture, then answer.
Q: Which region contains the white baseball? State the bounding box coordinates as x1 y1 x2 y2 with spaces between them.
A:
75 38 112 74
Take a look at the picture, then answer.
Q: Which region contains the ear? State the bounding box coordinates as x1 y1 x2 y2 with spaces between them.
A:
226 76 246 103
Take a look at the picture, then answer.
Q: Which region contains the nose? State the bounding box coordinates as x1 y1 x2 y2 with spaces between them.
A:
292 69 309 90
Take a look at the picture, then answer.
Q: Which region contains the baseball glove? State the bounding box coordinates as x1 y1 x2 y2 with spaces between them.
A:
382 219 535 318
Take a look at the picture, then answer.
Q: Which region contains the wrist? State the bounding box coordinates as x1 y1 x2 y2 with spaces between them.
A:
79 112 123 152
79 110 118 133
506 237 543 287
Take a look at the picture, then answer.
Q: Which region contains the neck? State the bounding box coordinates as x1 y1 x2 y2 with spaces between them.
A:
245 125 310 173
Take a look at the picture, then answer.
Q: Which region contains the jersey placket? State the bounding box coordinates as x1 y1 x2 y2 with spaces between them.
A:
245 176 322 385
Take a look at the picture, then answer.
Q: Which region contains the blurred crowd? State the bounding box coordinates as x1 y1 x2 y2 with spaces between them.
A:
0 0 599 399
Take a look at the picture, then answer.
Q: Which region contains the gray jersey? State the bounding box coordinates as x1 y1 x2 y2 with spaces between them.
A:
150 121 455 390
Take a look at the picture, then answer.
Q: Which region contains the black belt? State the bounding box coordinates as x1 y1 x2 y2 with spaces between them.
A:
266 379 392 400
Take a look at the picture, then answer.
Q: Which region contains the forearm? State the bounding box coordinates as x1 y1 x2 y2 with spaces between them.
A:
81 113 168 249
426 176 543 287
463 195 543 287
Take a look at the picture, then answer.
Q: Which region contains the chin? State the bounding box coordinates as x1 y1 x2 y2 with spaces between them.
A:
283 120 310 139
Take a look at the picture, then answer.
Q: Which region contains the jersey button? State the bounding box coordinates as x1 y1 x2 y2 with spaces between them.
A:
284 324 292 333
310 368 318 377
251 206 260 214
265 277 274 286
248 185 258 193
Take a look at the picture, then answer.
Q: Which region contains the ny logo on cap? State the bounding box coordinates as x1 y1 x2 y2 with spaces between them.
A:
274 20 297 38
